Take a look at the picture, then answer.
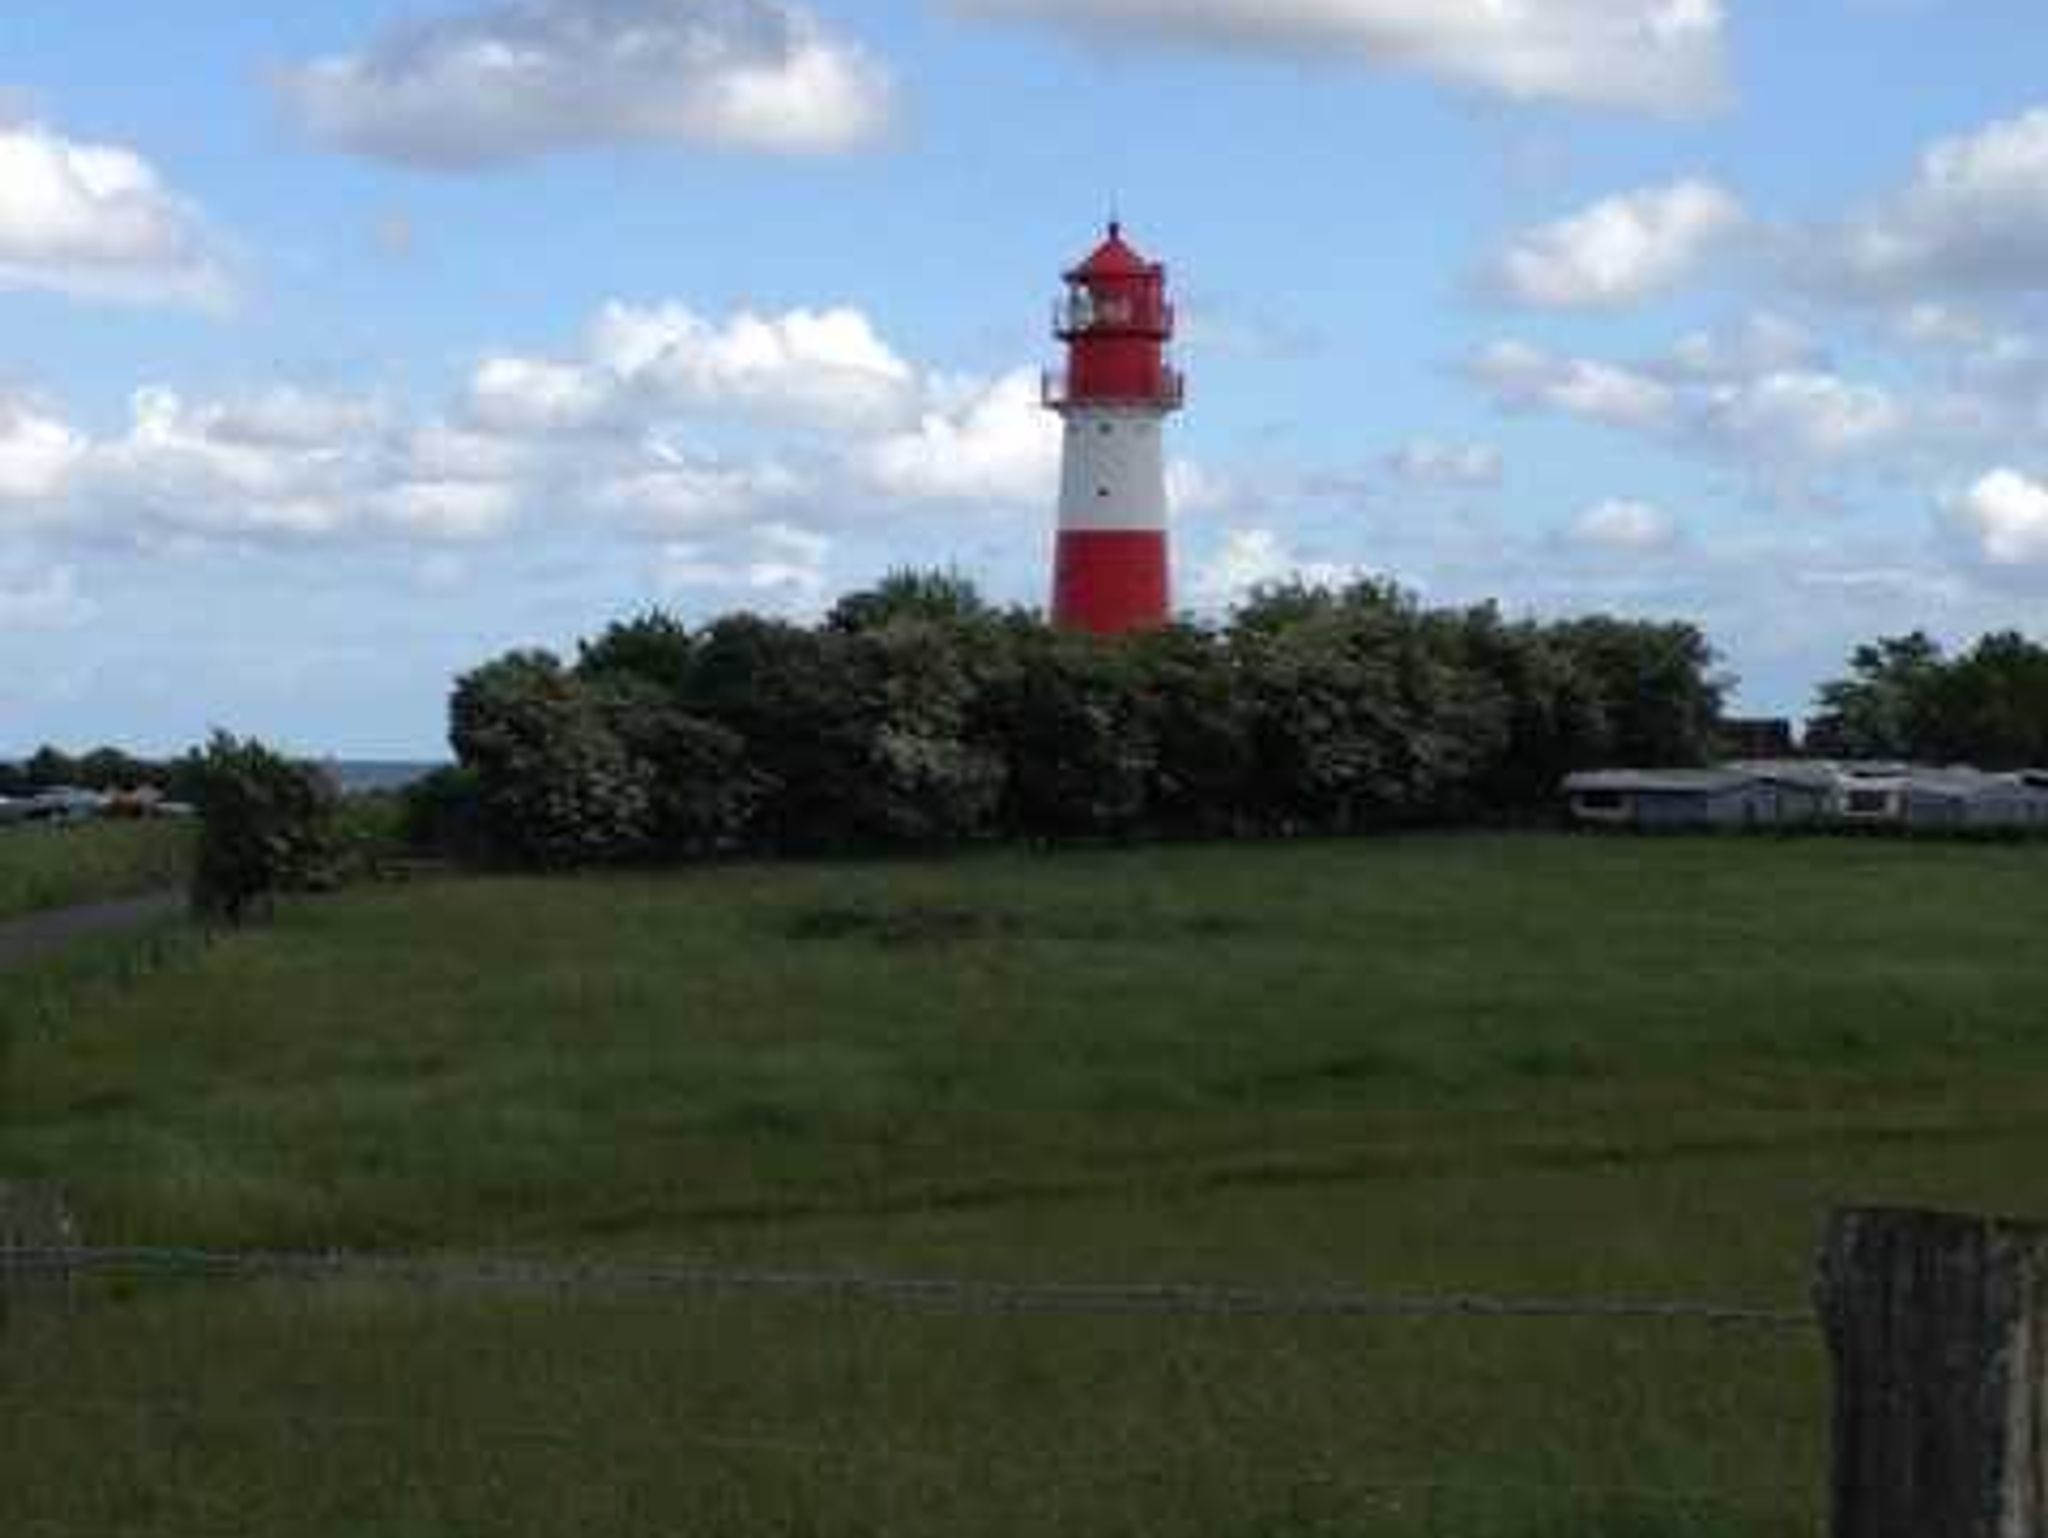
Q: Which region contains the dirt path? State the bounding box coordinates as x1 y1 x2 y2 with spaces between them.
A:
0 892 187 973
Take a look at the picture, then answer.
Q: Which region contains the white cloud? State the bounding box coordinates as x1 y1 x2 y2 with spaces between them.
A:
1472 332 1913 486
1497 180 1745 309
1384 438 1503 488
1663 313 1819 380
0 120 228 307
281 0 893 168
1471 341 1676 430
0 397 87 504
464 301 920 439
1947 467 2048 572
858 368 1060 507
201 386 389 448
656 521 832 608
1567 497 1678 553
1829 106 2048 297
1189 527 1361 610
61 387 516 545
376 478 522 540
598 455 809 534
0 564 94 632
465 356 617 435
1699 371 1907 463
589 301 917 430
950 0 1728 115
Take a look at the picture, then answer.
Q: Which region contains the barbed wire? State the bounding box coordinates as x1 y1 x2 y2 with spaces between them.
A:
0 1244 1815 1328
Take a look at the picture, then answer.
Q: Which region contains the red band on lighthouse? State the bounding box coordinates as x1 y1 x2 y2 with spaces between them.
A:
1045 222 1182 635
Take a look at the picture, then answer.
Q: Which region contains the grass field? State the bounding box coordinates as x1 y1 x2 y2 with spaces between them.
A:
7 833 2048 1536
0 819 193 922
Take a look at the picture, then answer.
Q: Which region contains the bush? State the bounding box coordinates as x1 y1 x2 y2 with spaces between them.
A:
188 732 341 922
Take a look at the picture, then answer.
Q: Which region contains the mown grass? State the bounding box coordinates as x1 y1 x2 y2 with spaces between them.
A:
0 819 193 922
7 832 2047 1535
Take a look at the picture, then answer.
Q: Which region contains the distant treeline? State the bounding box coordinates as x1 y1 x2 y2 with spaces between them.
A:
407 573 1729 867
0 745 191 799
1807 630 2048 768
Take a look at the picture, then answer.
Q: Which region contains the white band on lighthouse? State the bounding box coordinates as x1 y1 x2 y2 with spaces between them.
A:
1057 409 1168 534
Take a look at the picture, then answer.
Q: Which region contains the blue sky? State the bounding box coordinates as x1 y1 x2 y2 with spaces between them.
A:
4 0 2048 756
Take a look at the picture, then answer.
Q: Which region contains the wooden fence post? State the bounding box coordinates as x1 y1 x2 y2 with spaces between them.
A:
1821 1207 2048 1538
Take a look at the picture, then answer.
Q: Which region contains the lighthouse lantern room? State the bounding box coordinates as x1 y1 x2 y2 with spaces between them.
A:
1044 222 1183 634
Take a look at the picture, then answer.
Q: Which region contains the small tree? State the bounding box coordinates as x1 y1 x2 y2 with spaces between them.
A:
189 731 341 923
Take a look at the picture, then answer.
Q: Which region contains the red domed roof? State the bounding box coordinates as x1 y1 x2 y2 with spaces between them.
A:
1069 222 1156 281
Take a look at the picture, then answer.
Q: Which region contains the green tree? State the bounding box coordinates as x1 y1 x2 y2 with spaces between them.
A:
827 569 990 634
1548 617 1726 767
1807 632 1945 760
1919 632 2048 768
450 651 653 867
188 731 341 923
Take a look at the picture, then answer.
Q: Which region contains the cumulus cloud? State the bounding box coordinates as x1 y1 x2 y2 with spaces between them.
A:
588 301 917 429
950 0 1728 115
29 386 519 546
1474 333 1916 507
597 454 810 534
0 397 88 505
1189 527 1362 610
1497 180 1745 309
1471 341 1676 430
1947 468 2048 573
1567 497 1679 553
280 0 894 168
1825 105 2048 297
465 302 919 437
857 369 1060 507
1471 335 1911 489
0 120 229 307
1698 370 1906 464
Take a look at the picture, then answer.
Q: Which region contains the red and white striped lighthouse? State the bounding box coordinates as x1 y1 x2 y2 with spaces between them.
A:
1044 221 1184 634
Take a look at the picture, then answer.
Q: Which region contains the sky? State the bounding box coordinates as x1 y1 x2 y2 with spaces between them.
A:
4 0 2048 757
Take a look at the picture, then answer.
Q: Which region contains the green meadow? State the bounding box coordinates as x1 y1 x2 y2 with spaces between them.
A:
0 820 192 923
7 833 2048 1536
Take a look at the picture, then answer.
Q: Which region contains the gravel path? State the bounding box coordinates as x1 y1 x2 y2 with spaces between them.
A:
0 891 187 972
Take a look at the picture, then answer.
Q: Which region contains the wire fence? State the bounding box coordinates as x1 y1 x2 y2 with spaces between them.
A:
0 1243 1816 1327
1 1243 1828 1537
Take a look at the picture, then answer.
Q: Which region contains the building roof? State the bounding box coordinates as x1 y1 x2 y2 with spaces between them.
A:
1563 768 1759 796
1069 222 1156 282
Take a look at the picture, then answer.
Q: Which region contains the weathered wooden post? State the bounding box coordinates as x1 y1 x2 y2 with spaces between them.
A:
1821 1207 2048 1538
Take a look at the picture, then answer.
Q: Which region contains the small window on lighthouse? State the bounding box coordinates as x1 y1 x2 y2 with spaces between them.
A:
1098 422 1113 436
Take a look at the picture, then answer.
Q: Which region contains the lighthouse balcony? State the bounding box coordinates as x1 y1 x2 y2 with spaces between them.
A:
1052 296 1175 340
1041 367 1185 412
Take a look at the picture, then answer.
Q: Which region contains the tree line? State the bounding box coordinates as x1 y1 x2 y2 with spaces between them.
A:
408 572 1729 867
0 745 191 799
1807 630 2048 769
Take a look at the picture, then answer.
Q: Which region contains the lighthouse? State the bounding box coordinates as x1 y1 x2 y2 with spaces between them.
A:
1045 222 1183 634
